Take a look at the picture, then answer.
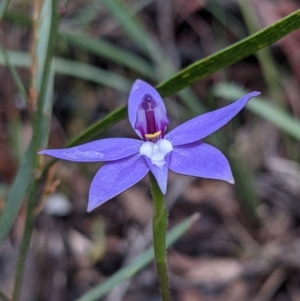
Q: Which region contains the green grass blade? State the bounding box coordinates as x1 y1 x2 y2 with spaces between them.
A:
206 0 245 39
60 32 156 79
206 133 260 223
0 52 201 115
99 0 151 56
68 3 99 27
12 0 58 295
0 0 59 247
214 83 300 140
0 0 10 21
157 10 300 96
40 61 55 146
0 47 28 101
99 0 172 79
228 156 260 222
99 0 205 114
75 214 198 301
36 0 52 91
3 10 32 26
237 0 283 105
4 5 300 98
2 10 300 99
68 106 128 146
0 51 131 92
0 142 34 246
54 57 131 91
0 50 30 67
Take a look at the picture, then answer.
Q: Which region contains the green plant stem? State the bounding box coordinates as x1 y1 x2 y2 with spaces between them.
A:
12 183 37 301
150 174 171 301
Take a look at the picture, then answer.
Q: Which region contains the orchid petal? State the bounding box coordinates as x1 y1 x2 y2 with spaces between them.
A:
88 154 149 211
128 79 167 138
39 138 142 162
165 92 260 146
142 153 171 194
169 142 234 183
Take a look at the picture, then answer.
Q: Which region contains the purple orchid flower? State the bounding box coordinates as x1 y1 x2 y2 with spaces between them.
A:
39 80 260 211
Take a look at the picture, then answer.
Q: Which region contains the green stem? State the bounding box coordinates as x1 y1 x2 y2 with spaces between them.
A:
12 183 37 301
150 174 171 301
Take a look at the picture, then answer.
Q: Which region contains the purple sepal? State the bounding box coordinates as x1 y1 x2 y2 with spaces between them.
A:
38 138 142 162
142 153 171 194
88 154 149 211
169 142 234 184
166 92 261 146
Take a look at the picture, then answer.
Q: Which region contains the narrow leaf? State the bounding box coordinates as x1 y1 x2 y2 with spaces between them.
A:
2 11 300 98
0 0 10 21
60 32 156 79
54 58 131 92
0 0 59 246
0 51 131 91
98 0 171 79
99 0 151 56
68 106 128 147
0 47 28 101
157 10 300 96
0 142 34 246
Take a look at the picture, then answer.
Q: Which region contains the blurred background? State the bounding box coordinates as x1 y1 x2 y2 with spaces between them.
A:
1 0 300 300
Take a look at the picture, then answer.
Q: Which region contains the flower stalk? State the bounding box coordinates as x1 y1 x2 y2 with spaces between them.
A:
150 174 171 301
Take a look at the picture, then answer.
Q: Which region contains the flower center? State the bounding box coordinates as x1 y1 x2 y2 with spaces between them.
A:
140 139 173 167
135 94 169 142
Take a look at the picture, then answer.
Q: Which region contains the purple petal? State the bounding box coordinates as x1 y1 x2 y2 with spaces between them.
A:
38 138 142 162
165 92 260 146
169 142 234 183
128 80 167 138
88 154 149 211
142 153 171 194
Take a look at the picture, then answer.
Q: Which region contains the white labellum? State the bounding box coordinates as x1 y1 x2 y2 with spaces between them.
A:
140 139 173 167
